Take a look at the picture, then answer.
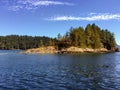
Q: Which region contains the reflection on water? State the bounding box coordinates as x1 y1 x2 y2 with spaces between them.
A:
0 50 120 90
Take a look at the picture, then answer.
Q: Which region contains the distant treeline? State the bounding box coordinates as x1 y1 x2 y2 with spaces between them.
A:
57 24 116 50
0 35 55 50
0 24 116 50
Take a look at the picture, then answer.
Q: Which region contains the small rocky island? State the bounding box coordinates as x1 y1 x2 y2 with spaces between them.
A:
0 24 117 53
21 24 116 54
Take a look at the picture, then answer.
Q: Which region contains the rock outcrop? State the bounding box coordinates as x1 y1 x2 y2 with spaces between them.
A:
60 47 108 53
21 46 108 54
24 46 58 54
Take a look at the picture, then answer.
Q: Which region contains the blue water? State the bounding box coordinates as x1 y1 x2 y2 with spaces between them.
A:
0 50 120 90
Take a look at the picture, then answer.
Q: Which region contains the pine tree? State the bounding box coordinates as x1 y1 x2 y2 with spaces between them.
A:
77 27 86 48
39 40 44 47
91 24 101 48
85 24 92 48
109 33 116 50
48 39 53 46
57 33 62 41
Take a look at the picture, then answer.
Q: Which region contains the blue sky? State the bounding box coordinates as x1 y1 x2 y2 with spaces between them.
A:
0 0 120 44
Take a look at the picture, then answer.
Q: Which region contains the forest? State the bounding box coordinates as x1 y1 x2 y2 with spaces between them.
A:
0 24 116 50
0 35 55 50
58 24 116 50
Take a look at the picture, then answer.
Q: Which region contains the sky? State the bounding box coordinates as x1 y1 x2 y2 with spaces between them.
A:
0 0 120 44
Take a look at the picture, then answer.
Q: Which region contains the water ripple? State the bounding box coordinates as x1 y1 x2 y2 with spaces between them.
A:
0 50 120 89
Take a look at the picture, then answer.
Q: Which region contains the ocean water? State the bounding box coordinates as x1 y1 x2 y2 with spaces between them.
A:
0 50 120 90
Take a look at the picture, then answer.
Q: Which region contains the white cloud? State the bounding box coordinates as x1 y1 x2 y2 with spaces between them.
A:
47 14 120 21
48 16 81 21
7 0 74 11
32 1 74 6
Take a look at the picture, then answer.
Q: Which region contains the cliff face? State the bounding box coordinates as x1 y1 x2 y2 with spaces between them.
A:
22 46 108 54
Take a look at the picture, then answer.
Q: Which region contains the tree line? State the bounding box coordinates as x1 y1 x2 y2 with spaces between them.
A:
57 24 116 50
0 24 116 50
0 35 55 50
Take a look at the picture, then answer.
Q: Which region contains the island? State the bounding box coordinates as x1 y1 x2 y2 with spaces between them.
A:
0 24 117 54
21 24 116 54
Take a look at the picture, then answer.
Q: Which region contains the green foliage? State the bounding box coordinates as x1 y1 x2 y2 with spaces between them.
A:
85 24 93 48
0 24 116 51
39 40 44 47
58 24 116 50
69 27 86 48
57 41 71 50
47 39 55 46
57 33 62 41
0 35 53 50
100 30 116 50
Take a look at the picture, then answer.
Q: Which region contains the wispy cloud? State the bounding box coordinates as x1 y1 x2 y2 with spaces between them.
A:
47 13 120 21
3 0 74 11
8 5 23 11
32 1 73 6
18 0 74 6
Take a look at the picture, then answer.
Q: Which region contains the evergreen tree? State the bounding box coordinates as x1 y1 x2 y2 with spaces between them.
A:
39 40 44 47
109 33 116 50
48 39 54 46
85 24 92 48
57 33 62 41
69 28 79 46
77 27 86 48
91 24 101 48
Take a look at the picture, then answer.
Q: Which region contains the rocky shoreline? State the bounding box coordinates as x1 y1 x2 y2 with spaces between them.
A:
21 46 109 54
59 47 108 54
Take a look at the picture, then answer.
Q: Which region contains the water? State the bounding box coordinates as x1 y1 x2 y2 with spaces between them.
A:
0 50 120 90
